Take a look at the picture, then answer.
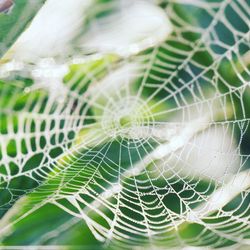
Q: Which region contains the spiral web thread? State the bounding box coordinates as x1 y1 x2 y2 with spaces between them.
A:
0 0 250 248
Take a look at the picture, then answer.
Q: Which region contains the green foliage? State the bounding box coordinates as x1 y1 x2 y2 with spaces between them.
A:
0 0 45 58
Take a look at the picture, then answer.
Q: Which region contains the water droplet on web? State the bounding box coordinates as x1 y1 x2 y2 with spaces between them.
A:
24 87 31 94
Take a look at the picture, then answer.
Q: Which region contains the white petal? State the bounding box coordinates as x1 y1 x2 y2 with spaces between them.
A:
81 0 172 56
11 0 92 62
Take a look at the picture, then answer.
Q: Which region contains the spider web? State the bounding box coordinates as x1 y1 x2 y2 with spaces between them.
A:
0 0 250 249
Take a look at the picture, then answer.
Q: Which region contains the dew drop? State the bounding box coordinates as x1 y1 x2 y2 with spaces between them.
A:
24 87 31 94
